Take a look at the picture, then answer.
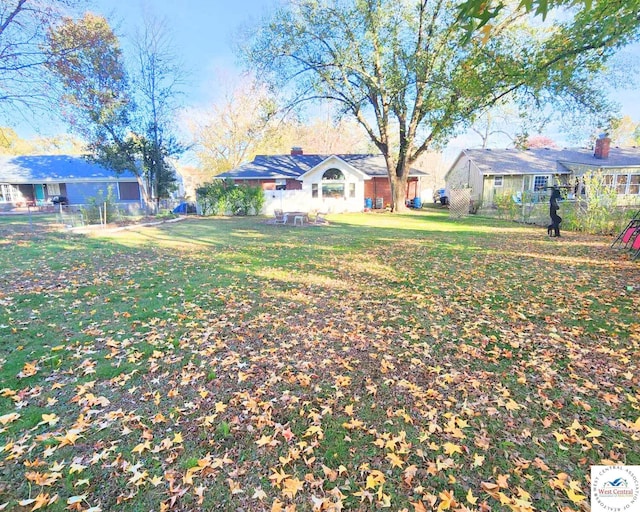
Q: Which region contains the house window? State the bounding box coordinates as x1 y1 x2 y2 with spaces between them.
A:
275 179 287 191
615 174 629 194
47 183 61 196
533 175 549 191
312 183 318 198
629 174 640 195
322 183 345 198
322 168 345 198
323 168 344 180
494 176 503 187
349 183 356 198
0 184 16 202
118 182 140 200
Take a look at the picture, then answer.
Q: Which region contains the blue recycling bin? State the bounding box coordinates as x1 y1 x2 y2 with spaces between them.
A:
365 197 373 209
413 197 422 208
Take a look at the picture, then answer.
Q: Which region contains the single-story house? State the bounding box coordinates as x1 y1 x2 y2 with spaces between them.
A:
445 138 640 208
216 148 429 213
0 155 143 210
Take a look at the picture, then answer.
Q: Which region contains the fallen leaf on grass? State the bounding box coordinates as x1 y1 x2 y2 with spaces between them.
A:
0 413 20 425
565 487 586 503
18 362 39 378
437 489 456 510
466 489 478 505
442 442 463 456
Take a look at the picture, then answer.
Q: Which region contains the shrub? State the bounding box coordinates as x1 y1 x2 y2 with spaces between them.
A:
196 179 264 216
562 173 631 235
493 193 519 220
156 210 177 220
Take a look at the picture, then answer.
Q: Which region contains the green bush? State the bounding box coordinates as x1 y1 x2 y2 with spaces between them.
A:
562 174 632 235
493 193 519 220
156 210 177 220
196 179 265 216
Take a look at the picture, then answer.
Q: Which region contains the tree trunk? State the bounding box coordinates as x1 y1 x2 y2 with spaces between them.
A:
391 179 409 212
385 157 410 212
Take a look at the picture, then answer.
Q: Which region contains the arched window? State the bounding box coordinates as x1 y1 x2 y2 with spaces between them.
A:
322 169 344 181
322 168 345 198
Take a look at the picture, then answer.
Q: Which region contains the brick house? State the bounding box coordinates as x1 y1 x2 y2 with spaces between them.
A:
217 148 428 213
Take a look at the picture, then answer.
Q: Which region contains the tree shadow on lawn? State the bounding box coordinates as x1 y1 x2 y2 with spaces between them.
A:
1 213 639 511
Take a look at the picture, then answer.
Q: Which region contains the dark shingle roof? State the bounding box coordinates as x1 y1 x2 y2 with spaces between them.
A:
220 155 324 180
460 147 640 176
0 155 137 183
218 154 427 179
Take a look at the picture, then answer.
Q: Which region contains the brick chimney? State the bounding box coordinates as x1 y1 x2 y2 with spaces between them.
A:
594 136 611 159
290 146 303 156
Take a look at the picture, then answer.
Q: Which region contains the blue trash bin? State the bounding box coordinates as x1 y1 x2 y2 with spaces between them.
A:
365 197 373 209
413 197 422 208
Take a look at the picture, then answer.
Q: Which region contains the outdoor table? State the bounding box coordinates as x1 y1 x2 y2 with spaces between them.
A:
283 212 309 225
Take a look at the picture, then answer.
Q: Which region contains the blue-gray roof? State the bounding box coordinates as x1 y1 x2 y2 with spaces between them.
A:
456 147 640 176
218 154 427 180
0 155 137 183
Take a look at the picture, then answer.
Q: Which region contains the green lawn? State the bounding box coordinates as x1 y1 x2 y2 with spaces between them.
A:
0 211 638 511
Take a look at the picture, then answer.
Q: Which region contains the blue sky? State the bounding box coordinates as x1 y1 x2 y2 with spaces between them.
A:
93 0 281 105
15 0 640 149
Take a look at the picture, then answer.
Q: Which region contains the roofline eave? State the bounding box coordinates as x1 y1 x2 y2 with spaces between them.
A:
216 174 298 180
1 177 138 184
300 155 372 180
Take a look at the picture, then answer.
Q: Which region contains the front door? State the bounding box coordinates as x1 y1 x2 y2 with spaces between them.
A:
34 184 45 205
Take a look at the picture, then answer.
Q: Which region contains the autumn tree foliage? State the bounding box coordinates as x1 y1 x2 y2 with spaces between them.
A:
45 13 133 167
188 78 372 177
522 135 559 149
188 79 286 175
608 115 640 146
244 0 640 211
45 13 184 208
0 126 83 155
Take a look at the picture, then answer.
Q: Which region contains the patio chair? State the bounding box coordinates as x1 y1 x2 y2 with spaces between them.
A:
611 211 640 249
314 212 328 224
632 232 640 261
273 209 286 225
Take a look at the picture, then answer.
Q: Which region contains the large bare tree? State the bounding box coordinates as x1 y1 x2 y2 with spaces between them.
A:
244 0 640 211
188 78 285 175
0 0 85 118
189 77 373 176
132 14 185 207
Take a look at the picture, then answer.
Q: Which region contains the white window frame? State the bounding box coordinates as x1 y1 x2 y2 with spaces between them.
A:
629 174 640 195
533 175 549 191
321 168 346 199
607 172 640 195
493 176 503 187
46 183 61 196
0 184 16 203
